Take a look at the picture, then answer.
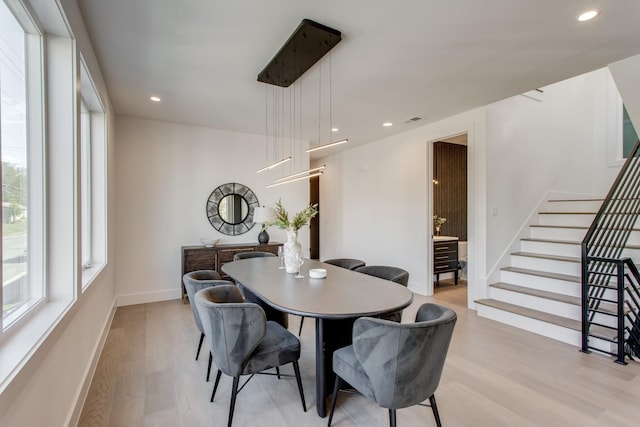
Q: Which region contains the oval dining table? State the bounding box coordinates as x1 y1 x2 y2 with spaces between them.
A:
222 256 414 417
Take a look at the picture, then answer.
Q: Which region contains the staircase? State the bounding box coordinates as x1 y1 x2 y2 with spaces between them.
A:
476 198 640 352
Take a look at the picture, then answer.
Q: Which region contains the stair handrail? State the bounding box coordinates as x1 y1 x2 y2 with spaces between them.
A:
581 138 640 361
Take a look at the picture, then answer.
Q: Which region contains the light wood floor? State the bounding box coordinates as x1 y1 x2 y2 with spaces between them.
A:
79 281 640 426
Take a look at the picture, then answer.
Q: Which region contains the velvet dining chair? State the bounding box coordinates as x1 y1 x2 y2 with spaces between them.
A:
232 251 290 329
183 270 234 381
354 265 410 322
323 258 366 271
195 284 306 427
328 303 457 427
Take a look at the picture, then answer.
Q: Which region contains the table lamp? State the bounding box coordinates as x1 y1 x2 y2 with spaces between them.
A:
253 206 274 244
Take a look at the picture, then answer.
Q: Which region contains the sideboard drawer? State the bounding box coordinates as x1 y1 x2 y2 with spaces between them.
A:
181 242 282 301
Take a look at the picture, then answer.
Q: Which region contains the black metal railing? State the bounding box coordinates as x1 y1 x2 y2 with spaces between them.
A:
581 139 640 364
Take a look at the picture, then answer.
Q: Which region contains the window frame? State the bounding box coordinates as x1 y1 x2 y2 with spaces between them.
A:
1 0 46 332
79 56 106 291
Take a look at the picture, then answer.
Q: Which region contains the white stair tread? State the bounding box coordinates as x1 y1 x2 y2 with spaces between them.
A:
501 266 580 283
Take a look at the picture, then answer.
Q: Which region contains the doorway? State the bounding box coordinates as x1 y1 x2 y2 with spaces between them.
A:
309 175 320 260
432 135 468 295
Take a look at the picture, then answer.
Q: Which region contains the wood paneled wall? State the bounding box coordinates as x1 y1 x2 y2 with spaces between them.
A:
433 142 467 240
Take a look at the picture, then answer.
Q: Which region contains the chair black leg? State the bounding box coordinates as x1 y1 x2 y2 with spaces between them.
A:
207 351 213 381
228 376 240 427
292 361 307 412
276 366 280 379
298 316 305 336
429 394 442 427
196 332 205 360
210 370 222 402
327 375 342 426
388 409 396 427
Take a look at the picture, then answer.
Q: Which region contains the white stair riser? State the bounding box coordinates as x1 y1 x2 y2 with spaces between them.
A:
530 228 640 245
476 304 581 345
489 287 619 328
520 240 640 260
538 213 595 227
529 226 587 241
476 304 616 353
501 270 579 296
520 240 580 257
511 255 580 276
546 200 602 212
584 287 619 301
621 247 640 259
489 287 580 319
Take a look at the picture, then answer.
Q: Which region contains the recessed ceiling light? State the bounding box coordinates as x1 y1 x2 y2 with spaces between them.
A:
150 96 161 102
383 122 393 127
331 128 339 132
578 10 598 22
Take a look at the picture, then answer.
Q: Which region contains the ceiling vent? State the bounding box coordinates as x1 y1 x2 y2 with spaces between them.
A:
403 116 423 123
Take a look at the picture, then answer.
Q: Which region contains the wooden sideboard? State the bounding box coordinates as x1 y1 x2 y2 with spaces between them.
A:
181 242 282 301
433 237 459 285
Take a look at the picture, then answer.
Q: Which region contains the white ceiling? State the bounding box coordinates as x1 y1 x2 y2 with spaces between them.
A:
77 0 640 159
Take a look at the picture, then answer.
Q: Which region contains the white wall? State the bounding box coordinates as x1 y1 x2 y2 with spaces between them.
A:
485 69 621 273
319 68 623 307
0 0 117 426
115 117 310 305
609 54 640 135
319 108 487 307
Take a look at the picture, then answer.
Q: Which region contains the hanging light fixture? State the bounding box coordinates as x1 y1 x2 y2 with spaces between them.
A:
306 139 348 153
257 85 292 173
273 165 326 183
256 19 342 187
306 51 348 153
266 171 324 188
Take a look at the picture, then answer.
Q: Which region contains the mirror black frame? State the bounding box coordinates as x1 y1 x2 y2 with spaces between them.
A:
206 182 259 235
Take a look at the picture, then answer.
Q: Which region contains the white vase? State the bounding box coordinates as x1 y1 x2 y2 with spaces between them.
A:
284 229 301 273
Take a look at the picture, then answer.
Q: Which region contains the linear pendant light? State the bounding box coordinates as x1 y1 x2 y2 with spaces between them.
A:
256 156 292 173
306 138 348 153
273 165 326 183
266 171 324 188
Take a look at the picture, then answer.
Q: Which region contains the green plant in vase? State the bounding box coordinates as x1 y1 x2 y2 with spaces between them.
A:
271 199 318 273
433 215 447 236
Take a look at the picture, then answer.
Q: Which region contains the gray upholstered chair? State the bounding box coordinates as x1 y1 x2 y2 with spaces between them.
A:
328 303 457 427
323 258 366 270
183 270 232 381
354 265 410 322
233 251 289 329
195 285 306 427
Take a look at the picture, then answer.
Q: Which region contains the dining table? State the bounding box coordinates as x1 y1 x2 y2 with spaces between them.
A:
222 256 414 417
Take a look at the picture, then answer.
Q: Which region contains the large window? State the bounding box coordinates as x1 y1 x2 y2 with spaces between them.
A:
622 105 638 158
80 58 106 289
1 0 44 328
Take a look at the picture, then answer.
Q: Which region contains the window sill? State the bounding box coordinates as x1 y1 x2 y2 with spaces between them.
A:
0 299 73 396
81 262 105 291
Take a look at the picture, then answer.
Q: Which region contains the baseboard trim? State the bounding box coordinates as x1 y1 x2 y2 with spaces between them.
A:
116 289 181 307
65 297 117 427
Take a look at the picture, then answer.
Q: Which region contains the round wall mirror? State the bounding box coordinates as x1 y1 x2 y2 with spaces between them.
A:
206 183 259 235
218 194 249 225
